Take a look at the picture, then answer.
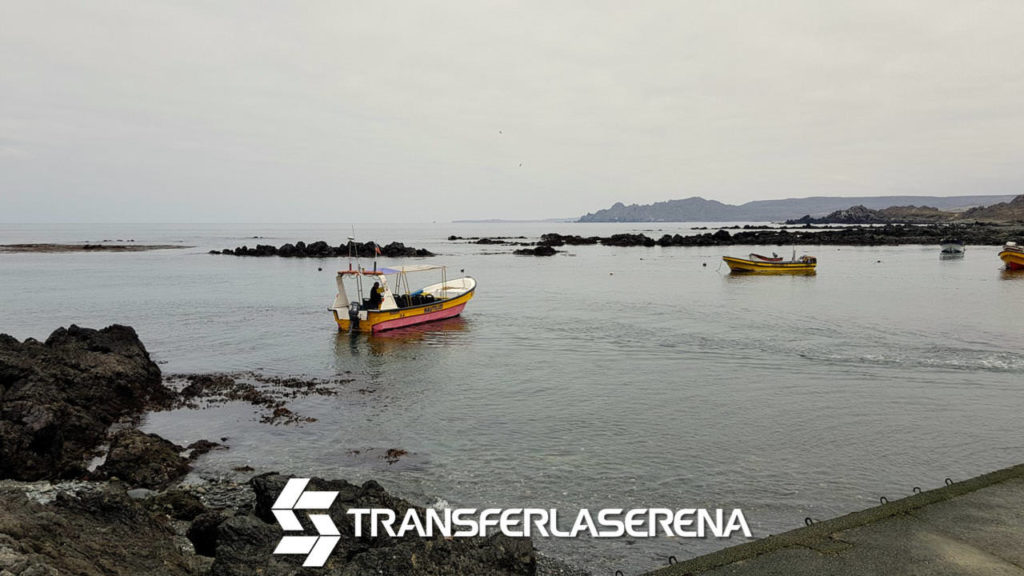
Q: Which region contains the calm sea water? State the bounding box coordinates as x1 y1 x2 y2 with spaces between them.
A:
2 222 1022 574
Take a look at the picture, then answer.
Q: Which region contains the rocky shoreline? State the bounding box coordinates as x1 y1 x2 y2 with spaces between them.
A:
0 325 559 575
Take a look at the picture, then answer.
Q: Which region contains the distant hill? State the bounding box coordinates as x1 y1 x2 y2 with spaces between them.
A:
786 195 1024 224
578 195 1017 222
786 205 957 225
960 195 1024 222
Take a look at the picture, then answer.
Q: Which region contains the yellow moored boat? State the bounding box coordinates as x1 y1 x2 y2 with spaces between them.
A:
999 242 1024 271
723 252 817 274
330 264 476 333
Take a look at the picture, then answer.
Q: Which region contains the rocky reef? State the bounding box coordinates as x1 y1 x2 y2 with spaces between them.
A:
211 240 433 258
0 325 539 576
494 224 1021 250
513 246 559 256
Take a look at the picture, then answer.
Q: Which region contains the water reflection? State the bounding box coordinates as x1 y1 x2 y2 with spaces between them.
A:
332 316 472 358
367 317 471 356
1000 269 1024 280
723 271 817 282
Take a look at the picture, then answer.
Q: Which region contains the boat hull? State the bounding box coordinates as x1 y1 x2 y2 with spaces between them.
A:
333 288 475 333
1000 250 1024 270
723 256 816 274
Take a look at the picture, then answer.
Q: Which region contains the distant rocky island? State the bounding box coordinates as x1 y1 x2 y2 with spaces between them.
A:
211 240 433 258
788 195 1024 225
0 243 188 253
578 194 1018 223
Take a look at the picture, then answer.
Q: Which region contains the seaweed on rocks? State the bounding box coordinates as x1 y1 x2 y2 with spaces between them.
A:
165 372 349 425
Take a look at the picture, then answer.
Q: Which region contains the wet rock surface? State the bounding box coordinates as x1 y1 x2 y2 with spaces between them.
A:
205 473 535 576
0 473 539 576
211 240 434 258
0 482 199 576
165 372 348 425
96 429 191 489
0 325 170 481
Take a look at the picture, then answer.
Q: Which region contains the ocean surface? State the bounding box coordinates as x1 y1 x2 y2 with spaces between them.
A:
2 222 1022 574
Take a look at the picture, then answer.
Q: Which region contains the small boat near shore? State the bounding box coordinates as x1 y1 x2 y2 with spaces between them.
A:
330 264 476 333
999 242 1024 270
940 239 966 254
723 252 817 274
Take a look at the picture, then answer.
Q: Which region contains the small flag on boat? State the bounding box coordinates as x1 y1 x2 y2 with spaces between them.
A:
374 244 381 256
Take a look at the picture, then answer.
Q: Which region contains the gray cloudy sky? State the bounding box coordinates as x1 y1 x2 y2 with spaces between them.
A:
3 1 1024 222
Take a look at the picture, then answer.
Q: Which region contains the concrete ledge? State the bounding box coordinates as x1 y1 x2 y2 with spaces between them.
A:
645 463 1024 575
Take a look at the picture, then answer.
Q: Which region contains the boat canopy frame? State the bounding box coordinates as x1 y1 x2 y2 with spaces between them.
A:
336 264 451 311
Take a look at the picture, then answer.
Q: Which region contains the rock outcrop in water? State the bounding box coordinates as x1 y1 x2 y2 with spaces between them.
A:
211 240 433 258
96 429 191 489
527 224 1021 248
0 325 171 481
514 245 559 256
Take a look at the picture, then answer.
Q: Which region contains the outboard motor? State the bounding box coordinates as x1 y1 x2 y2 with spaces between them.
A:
348 301 361 330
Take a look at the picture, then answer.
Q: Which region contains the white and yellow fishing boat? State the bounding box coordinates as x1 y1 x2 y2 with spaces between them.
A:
723 251 817 274
999 242 1024 271
330 264 476 333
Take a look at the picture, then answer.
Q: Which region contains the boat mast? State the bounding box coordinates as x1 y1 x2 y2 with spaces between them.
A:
347 233 364 301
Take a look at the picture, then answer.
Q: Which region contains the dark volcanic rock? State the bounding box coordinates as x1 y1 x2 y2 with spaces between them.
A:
538 234 599 246
147 488 208 521
0 484 197 575
380 241 433 257
216 240 434 258
186 439 224 459
209 473 535 576
601 233 656 247
97 429 191 489
535 223 1021 248
188 510 228 556
0 325 170 481
514 246 558 256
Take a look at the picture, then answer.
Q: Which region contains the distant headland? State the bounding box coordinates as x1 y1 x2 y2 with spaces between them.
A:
786 195 1024 225
578 194 1019 223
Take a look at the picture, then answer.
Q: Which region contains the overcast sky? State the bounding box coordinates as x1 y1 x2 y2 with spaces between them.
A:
3 1 1024 222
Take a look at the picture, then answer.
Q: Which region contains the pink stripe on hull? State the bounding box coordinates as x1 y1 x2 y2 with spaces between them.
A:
372 303 467 333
